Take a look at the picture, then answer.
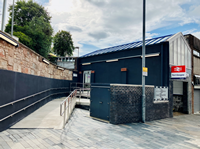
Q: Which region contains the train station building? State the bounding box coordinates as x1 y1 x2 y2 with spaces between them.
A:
77 32 192 123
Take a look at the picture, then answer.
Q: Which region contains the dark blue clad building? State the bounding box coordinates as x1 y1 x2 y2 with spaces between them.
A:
76 32 192 123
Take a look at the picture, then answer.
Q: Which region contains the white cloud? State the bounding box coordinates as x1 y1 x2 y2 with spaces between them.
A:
183 29 197 35
192 32 200 39
1 0 200 56
45 0 200 56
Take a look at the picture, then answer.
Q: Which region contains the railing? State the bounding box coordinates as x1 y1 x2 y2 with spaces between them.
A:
60 87 91 128
60 89 78 129
0 87 68 108
70 82 90 92
0 88 68 122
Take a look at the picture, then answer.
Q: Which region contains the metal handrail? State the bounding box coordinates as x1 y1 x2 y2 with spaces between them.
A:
60 89 77 116
60 89 78 129
0 87 68 108
60 88 91 128
70 82 90 92
0 91 68 122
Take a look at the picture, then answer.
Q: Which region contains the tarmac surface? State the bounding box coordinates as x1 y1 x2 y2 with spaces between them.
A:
0 108 200 149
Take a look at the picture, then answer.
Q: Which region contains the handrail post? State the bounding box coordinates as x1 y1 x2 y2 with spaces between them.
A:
79 88 81 103
71 95 72 109
63 101 66 129
67 98 69 122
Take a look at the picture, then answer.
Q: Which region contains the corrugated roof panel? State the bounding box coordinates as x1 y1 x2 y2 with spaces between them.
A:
113 46 122 52
81 34 173 57
129 42 139 48
122 43 134 50
150 38 161 45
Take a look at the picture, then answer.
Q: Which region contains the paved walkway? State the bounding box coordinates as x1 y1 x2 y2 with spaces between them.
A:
11 97 66 129
11 97 90 130
1 109 200 149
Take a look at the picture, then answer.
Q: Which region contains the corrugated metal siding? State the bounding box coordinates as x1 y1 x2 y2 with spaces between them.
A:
81 34 173 58
169 35 191 69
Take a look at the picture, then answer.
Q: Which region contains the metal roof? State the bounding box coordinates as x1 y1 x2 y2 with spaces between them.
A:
81 34 174 58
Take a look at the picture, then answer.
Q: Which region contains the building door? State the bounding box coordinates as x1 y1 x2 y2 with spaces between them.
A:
173 81 184 112
83 71 91 88
194 90 200 114
173 81 189 114
90 86 110 121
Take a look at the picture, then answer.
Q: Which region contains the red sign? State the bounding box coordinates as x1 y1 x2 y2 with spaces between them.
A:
171 65 186 79
171 65 186 73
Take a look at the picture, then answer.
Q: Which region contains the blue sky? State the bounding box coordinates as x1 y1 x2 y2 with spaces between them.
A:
1 0 200 56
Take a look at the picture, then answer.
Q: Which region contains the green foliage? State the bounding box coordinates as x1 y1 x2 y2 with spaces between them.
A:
53 30 75 56
7 0 51 27
13 31 32 47
28 16 53 58
5 0 53 58
48 55 57 64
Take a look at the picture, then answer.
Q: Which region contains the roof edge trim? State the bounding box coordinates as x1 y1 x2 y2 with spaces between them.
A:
0 31 19 47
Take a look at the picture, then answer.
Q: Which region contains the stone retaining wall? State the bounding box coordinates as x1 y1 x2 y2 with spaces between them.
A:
0 37 72 80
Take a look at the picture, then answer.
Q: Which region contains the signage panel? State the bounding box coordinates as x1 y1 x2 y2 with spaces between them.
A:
143 67 148 76
73 73 77 77
171 65 186 79
154 87 168 101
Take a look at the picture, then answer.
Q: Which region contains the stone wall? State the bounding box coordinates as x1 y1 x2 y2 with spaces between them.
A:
0 38 72 80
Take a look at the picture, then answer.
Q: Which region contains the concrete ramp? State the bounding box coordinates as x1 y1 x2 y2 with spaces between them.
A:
11 97 66 129
11 97 90 130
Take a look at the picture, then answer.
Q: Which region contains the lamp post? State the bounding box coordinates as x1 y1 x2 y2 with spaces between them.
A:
11 0 15 37
142 0 146 123
75 47 79 57
1 0 7 31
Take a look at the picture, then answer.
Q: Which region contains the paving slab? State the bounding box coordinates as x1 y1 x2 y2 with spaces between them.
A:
11 97 66 129
1 109 200 148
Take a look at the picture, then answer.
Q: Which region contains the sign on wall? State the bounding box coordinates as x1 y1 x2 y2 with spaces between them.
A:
154 87 168 101
171 65 186 79
73 73 77 77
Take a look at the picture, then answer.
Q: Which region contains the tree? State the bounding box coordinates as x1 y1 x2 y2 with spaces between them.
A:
28 16 53 58
13 31 32 47
5 0 53 58
53 30 75 56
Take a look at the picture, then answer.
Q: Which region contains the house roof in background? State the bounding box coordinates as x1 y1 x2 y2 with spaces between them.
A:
81 34 174 58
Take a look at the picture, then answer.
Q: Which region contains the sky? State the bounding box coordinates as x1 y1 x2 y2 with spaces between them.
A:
1 0 200 57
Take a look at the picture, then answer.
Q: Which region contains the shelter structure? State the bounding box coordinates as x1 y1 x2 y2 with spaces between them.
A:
77 32 192 123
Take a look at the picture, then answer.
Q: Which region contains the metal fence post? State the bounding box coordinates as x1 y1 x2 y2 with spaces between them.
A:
63 101 66 129
67 98 69 122
79 88 81 104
